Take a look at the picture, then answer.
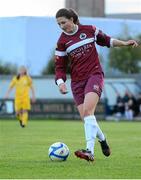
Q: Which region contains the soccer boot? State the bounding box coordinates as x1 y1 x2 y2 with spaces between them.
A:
16 114 22 126
74 149 94 162
21 124 25 128
19 120 25 128
99 139 111 156
20 121 25 128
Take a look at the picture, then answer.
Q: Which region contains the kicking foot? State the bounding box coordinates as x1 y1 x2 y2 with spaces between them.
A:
99 139 111 157
74 149 94 162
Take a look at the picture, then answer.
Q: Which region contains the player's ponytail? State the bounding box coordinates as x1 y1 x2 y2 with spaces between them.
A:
56 8 80 25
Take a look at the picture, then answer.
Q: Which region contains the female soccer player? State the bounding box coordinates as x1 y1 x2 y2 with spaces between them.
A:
5 66 36 128
55 8 138 161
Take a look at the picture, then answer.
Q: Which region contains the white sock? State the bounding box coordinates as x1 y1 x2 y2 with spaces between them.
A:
84 115 98 155
93 115 105 142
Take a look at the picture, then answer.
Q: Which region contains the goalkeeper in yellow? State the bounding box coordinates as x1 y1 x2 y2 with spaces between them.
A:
5 66 36 128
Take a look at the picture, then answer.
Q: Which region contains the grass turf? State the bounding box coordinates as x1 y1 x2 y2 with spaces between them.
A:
0 119 141 179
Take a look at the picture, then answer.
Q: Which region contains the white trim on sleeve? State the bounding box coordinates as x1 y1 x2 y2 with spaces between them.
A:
95 28 99 36
94 28 99 41
55 50 66 56
56 79 64 86
110 38 115 47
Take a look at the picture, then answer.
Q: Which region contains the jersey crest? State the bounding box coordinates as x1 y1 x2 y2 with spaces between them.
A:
79 33 87 40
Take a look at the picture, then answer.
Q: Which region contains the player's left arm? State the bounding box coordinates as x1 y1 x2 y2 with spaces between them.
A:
30 85 36 103
111 39 138 48
93 26 111 47
93 26 138 48
28 76 36 103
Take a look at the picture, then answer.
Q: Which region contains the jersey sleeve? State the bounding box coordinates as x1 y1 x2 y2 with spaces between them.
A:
9 76 16 88
92 26 111 48
55 41 68 84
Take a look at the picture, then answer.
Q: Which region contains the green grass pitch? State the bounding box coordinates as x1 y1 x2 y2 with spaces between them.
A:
0 119 141 179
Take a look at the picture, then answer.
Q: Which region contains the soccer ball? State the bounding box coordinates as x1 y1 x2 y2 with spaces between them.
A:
48 142 69 161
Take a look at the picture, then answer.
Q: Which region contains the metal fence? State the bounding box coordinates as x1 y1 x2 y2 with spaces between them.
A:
0 99 106 120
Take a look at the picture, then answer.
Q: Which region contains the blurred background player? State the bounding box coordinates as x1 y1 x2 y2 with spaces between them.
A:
4 66 36 128
55 8 138 162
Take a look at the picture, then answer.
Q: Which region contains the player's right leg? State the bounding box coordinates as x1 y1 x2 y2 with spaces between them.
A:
15 100 25 127
21 109 28 127
15 110 24 127
72 101 94 161
74 149 94 161
20 99 30 127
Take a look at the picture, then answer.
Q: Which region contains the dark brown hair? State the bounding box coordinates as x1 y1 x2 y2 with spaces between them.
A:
56 8 80 25
16 66 27 80
16 72 27 80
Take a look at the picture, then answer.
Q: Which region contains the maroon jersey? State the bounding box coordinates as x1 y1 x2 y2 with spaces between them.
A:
55 25 111 82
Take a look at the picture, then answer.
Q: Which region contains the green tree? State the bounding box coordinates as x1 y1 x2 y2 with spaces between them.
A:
0 60 17 74
42 55 55 75
42 53 70 75
109 35 141 74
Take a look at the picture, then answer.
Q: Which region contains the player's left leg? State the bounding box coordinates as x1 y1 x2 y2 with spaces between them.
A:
21 109 28 127
15 110 23 127
20 99 31 127
83 92 111 157
74 73 111 160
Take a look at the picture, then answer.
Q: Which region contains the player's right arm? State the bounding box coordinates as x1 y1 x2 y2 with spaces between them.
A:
55 41 68 94
4 76 16 99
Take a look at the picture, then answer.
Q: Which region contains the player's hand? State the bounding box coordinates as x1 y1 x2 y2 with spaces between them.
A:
59 83 68 94
125 40 138 47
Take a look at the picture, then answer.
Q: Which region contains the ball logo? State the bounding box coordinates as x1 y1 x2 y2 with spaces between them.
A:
60 150 64 154
79 33 87 40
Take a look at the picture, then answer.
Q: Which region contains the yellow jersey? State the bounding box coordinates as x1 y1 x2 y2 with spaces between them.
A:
10 75 32 100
